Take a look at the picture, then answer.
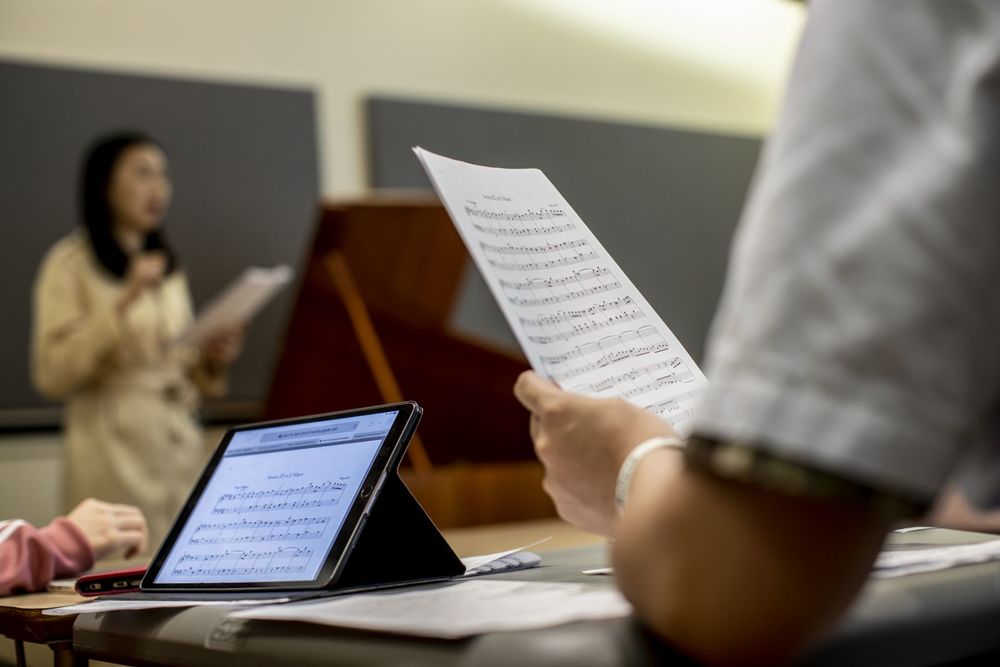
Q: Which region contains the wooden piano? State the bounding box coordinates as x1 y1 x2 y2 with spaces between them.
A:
264 198 556 528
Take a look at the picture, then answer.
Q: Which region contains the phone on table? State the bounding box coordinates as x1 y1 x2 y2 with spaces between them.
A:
75 567 148 597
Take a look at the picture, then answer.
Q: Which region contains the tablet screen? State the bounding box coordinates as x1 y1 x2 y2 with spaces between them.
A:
152 409 400 585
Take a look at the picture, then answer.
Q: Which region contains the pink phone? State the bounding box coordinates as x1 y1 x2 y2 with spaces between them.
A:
75 567 147 597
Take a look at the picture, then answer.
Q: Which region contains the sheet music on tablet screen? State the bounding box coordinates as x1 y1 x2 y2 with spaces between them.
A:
414 148 708 434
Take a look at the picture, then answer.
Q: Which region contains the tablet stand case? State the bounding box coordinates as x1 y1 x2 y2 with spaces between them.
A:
329 472 465 592
120 446 463 601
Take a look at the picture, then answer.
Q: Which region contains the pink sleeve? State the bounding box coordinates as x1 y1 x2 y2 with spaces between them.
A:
0 517 95 596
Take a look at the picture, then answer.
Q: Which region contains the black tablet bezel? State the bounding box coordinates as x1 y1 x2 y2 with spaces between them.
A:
141 401 421 592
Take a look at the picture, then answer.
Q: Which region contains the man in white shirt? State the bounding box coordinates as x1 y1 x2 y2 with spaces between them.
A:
515 0 1000 663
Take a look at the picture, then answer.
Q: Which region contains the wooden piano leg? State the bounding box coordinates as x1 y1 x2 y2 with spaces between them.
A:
325 251 433 474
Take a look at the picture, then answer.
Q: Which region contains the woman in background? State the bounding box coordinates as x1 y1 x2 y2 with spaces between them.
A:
31 131 243 547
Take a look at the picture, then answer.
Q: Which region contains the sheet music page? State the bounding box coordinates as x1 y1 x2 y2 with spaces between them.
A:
174 265 293 347
414 148 708 433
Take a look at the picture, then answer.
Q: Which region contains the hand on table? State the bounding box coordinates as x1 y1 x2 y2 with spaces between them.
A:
67 498 149 560
513 371 679 537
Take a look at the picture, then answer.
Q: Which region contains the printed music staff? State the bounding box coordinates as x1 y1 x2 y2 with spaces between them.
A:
480 239 598 272
171 546 314 577
499 267 621 307
189 516 331 545
211 481 346 515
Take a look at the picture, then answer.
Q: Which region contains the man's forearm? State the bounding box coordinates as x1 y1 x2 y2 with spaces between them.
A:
612 455 890 666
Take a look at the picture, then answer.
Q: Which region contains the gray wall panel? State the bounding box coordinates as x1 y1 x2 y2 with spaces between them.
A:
0 60 319 428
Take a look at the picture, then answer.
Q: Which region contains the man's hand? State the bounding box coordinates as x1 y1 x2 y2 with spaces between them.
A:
67 498 149 560
513 370 679 536
613 465 891 665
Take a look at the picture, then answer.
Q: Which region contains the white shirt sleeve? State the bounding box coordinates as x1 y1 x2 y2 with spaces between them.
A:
692 0 1000 505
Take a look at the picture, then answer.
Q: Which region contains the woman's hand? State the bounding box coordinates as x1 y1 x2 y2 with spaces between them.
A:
118 251 167 311
513 371 680 536
201 325 245 372
67 498 149 559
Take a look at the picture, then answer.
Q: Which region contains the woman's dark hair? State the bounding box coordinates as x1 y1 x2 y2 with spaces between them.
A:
80 131 178 279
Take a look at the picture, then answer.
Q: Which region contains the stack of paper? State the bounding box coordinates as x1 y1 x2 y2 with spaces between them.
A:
873 539 1000 578
229 580 631 638
175 265 293 347
584 537 1000 580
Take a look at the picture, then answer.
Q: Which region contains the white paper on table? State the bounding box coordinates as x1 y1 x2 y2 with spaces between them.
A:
414 148 708 433
892 526 935 533
43 596 291 616
459 537 551 575
230 580 631 638
174 265 293 347
872 539 1000 578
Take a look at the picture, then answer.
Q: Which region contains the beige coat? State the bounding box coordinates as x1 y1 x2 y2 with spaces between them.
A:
32 232 226 546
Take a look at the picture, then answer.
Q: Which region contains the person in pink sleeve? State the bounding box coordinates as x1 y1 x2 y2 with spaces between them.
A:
0 498 148 596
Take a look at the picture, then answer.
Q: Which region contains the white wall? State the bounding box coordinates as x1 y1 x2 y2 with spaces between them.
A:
0 0 805 198
0 0 805 517
0 428 228 524
0 433 63 525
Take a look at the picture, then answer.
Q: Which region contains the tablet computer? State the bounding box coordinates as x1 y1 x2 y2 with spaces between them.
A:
142 402 421 592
